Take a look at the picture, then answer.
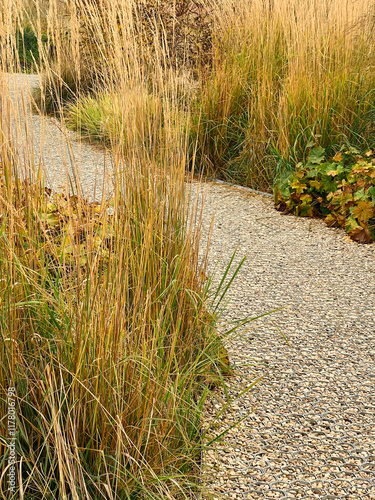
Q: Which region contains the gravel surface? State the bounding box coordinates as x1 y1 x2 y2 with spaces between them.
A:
4 73 113 201
190 182 375 500
5 74 375 499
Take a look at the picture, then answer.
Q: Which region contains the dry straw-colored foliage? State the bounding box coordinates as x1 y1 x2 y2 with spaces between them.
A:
193 0 375 190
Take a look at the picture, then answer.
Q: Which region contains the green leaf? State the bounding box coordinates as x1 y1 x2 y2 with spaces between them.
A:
353 188 366 202
368 186 375 206
40 213 59 227
320 176 337 194
308 146 325 165
320 162 336 175
281 186 291 200
306 168 318 178
345 216 361 232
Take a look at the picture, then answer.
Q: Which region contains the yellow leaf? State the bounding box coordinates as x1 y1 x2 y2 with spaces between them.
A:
309 180 321 189
333 152 343 162
60 244 88 266
41 213 59 227
352 201 375 223
290 181 305 195
93 236 103 250
47 202 57 212
62 245 75 255
326 170 338 177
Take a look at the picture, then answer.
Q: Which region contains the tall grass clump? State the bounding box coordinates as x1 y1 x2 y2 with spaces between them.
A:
0 0 239 497
192 0 375 191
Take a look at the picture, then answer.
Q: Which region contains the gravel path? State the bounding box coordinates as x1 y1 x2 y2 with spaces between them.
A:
3 73 113 201
194 183 375 500
5 74 375 499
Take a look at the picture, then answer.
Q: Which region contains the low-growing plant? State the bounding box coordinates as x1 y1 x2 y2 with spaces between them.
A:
66 89 161 146
65 85 191 154
274 146 375 243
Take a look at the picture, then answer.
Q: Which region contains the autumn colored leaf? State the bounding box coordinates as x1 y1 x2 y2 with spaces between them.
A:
348 226 373 244
355 178 371 189
300 194 313 203
326 169 338 177
46 202 58 212
40 213 60 227
309 180 321 190
289 180 306 195
351 201 375 223
342 184 353 194
330 193 353 209
345 216 361 233
325 214 340 228
333 151 343 162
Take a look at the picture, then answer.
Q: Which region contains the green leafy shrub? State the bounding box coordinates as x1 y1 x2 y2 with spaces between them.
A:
274 146 375 243
16 26 49 72
16 26 39 69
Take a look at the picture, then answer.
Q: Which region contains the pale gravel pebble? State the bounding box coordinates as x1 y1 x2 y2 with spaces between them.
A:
6 74 375 499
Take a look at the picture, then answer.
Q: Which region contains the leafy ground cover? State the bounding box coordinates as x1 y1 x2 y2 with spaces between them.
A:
274 146 375 243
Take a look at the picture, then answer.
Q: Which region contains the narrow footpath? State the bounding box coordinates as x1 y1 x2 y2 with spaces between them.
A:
6 73 375 500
